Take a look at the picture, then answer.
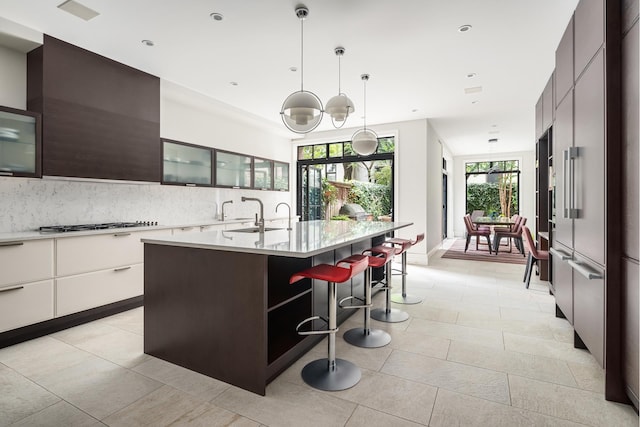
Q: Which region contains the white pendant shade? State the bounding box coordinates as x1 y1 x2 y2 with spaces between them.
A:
281 90 323 132
325 93 354 122
351 128 378 156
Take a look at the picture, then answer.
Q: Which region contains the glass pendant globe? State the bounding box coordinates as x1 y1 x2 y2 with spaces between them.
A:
325 93 354 122
351 128 378 156
281 91 323 133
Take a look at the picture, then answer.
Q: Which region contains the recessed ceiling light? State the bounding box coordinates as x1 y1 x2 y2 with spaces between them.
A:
411 109 418 113
289 66 297 72
465 86 482 94
466 73 477 78
491 124 498 127
488 138 498 143
230 81 238 86
472 100 479 104
141 40 154 47
458 24 472 33
210 12 223 21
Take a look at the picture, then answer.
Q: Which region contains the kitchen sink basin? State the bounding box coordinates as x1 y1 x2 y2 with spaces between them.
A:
227 227 283 233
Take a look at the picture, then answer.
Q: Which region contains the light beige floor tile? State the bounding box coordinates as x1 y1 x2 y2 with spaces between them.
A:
399 303 459 324
103 385 206 426
0 365 60 427
381 350 510 404
407 318 504 349
430 388 586 427
0 337 93 380
53 322 149 368
567 362 605 393
169 402 260 426
422 297 502 317
509 375 638 426
332 369 437 424
10 400 102 427
33 355 163 420
457 312 557 341
345 405 422 427
133 357 231 401
387 329 450 359
447 340 577 387
333 338 393 371
213 381 356 427
97 306 144 335
503 332 597 365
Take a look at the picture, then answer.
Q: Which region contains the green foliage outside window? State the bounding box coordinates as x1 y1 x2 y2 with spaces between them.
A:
348 181 391 219
466 183 518 217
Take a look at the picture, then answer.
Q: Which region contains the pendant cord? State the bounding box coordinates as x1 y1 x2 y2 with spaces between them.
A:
300 18 304 91
338 55 341 94
363 78 367 130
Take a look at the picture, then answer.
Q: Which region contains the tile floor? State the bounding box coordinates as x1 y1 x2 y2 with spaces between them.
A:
1 240 638 426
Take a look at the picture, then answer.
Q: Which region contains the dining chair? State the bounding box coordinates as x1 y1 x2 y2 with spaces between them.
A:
522 226 549 288
493 216 526 255
463 215 492 253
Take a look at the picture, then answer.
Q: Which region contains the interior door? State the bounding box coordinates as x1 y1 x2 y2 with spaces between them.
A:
442 173 448 239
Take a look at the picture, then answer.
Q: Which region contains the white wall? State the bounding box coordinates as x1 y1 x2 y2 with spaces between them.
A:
452 150 536 238
0 52 294 233
426 121 444 254
0 45 26 109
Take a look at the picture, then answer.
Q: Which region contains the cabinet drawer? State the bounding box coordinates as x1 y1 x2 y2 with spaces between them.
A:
56 229 170 276
0 239 54 287
0 280 54 333
56 263 143 317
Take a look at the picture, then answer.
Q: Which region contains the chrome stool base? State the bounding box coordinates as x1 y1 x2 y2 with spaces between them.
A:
343 327 391 348
370 307 410 323
390 293 423 305
301 358 361 391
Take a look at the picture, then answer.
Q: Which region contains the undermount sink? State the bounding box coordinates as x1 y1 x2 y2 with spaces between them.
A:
227 227 283 233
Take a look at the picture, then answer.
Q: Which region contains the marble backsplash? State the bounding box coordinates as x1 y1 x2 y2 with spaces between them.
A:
0 177 293 232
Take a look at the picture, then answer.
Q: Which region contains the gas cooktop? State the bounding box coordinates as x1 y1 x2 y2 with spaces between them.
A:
39 221 158 233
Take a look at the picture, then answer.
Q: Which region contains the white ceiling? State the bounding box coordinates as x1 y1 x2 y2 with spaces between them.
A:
0 0 578 156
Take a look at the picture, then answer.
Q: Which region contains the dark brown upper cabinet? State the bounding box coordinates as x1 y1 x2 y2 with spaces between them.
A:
542 74 554 132
555 16 574 107
27 35 160 182
574 0 605 81
0 106 41 178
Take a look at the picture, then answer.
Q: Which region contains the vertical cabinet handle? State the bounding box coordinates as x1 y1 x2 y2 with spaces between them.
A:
563 148 580 219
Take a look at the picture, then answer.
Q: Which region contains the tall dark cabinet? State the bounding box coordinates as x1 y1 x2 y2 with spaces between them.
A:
27 35 161 182
540 0 637 406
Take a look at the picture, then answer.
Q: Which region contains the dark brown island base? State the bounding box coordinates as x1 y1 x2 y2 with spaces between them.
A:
142 220 412 395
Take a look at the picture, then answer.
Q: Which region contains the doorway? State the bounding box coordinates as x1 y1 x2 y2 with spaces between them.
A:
442 172 448 239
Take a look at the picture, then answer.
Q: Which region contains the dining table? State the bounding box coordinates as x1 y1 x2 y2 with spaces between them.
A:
473 216 516 231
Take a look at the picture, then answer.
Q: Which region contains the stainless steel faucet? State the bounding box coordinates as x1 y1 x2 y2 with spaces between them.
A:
276 202 292 230
221 200 233 221
241 197 264 233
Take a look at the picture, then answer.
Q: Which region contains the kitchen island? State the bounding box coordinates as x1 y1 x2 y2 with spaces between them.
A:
142 220 411 395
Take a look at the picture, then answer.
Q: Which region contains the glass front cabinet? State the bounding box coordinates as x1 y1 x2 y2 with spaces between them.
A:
0 106 41 177
253 157 273 190
274 161 289 191
162 139 212 186
215 150 253 189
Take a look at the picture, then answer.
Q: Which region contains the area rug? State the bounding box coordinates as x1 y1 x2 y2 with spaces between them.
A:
442 237 529 265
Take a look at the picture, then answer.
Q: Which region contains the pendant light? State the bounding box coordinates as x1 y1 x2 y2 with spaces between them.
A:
280 5 323 134
325 47 354 128
351 74 378 155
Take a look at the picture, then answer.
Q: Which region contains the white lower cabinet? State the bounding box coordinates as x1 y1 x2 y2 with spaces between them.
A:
0 239 54 287
0 280 54 333
56 264 143 316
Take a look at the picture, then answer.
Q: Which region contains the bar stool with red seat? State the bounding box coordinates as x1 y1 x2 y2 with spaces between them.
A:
290 255 369 391
338 248 394 348
368 245 410 323
384 233 425 304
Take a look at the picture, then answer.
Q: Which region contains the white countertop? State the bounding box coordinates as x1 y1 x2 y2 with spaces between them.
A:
141 220 412 258
0 216 294 243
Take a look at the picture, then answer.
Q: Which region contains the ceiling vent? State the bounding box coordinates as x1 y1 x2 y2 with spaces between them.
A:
464 86 482 94
57 0 100 21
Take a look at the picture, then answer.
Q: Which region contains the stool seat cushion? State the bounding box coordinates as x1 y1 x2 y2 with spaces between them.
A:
290 256 368 284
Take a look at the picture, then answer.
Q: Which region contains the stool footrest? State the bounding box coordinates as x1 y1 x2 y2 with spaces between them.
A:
338 295 370 310
295 316 337 336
